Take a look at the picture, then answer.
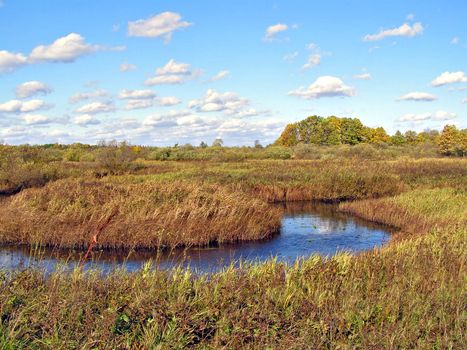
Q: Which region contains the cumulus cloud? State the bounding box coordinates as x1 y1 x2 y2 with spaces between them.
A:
353 73 372 80
210 70 230 82
73 114 100 126
1 34 122 73
398 92 437 101
118 89 156 100
75 101 115 114
145 59 200 85
69 90 108 103
29 33 107 63
302 54 321 69
288 76 355 99
15 81 52 99
431 71 467 87
398 111 457 122
23 114 51 125
142 110 189 127
264 23 288 41
0 99 50 113
363 22 424 41
189 89 261 117
119 63 136 72
157 96 181 106
123 99 155 110
128 12 191 43
0 50 28 73
117 89 158 110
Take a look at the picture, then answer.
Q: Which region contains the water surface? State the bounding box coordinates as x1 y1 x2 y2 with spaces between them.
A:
0 202 391 274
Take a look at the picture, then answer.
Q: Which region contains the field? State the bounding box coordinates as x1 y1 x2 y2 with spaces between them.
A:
0 145 466 348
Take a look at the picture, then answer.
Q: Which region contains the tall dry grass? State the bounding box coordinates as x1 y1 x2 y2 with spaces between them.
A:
0 179 281 249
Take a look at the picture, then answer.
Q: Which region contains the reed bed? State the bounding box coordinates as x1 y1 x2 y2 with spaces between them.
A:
339 188 467 235
0 179 282 249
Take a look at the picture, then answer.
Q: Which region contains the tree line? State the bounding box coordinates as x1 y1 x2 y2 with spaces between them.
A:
275 115 466 156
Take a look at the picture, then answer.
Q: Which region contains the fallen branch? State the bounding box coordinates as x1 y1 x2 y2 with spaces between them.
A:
79 207 119 267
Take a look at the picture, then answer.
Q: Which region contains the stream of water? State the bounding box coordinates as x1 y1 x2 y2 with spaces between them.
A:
0 202 392 274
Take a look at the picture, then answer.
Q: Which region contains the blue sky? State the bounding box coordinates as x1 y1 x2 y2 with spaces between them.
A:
0 0 465 146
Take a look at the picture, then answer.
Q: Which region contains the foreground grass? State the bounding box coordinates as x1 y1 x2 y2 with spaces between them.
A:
0 192 465 348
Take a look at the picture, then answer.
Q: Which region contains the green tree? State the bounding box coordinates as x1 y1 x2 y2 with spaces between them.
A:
404 130 418 144
390 131 406 146
438 125 465 156
370 127 390 144
212 138 224 147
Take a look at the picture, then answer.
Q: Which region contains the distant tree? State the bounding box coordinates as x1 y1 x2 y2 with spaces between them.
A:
254 140 263 148
404 130 418 144
199 141 208 148
390 130 406 146
370 127 390 144
275 123 299 146
212 138 224 147
438 125 465 156
417 129 439 144
341 118 365 145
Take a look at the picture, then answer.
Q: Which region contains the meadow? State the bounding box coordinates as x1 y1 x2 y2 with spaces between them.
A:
0 143 465 348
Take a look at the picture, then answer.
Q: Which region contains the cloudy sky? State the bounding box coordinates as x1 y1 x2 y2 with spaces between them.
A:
0 0 465 146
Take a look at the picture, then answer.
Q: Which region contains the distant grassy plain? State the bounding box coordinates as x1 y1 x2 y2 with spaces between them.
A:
0 143 465 348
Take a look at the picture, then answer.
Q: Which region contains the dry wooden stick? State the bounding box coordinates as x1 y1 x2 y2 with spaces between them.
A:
79 207 119 267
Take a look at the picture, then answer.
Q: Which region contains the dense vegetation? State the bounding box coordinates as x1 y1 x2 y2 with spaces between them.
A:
0 186 465 348
0 130 465 348
275 116 467 157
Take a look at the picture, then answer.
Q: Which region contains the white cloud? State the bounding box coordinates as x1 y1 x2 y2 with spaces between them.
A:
157 96 181 106
75 101 115 114
265 23 288 41
451 37 460 45
398 92 437 101
431 71 467 87
117 89 158 110
398 111 456 122
432 111 457 120
23 114 51 125
29 33 103 63
69 90 108 103
463 98 467 104
0 50 28 73
302 54 321 69
119 63 136 72
128 12 192 43
406 14 415 21
15 81 52 99
142 110 187 127
1 34 120 74
189 89 261 117
288 76 355 99
353 73 372 80
145 59 199 85
210 70 230 82
0 99 50 113
73 114 100 126
123 99 155 110
306 42 318 50
363 22 424 41
283 51 299 62
118 89 156 99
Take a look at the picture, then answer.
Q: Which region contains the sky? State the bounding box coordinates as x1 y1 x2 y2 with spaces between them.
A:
0 0 466 146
